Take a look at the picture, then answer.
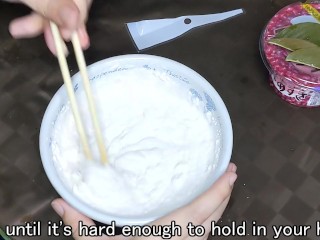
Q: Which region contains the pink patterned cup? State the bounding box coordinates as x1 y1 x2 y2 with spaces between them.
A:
260 2 320 107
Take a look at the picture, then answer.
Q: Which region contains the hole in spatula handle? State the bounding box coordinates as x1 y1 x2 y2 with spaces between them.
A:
184 18 191 24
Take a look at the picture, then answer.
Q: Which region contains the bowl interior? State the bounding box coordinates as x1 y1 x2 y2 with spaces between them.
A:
40 54 233 226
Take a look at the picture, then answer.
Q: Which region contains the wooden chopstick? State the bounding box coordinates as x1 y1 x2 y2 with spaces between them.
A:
71 33 108 164
50 22 108 164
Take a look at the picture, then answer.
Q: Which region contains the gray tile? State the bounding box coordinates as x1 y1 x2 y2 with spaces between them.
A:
303 108 320 124
265 101 296 126
2 103 38 129
235 132 265 161
280 196 313 225
268 214 295 240
275 163 307 191
0 134 30 162
248 116 282 144
0 1 320 239
311 162 320 183
306 126 320 154
296 176 320 210
2 74 28 93
239 165 270 194
243 199 276 225
0 120 14 145
290 144 320 174
305 211 320 240
254 146 287 177
229 183 255 216
0 92 15 117
258 180 292 212
283 113 315 142
271 131 302 158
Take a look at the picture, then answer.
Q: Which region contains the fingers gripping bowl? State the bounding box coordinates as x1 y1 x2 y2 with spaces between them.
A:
39 54 233 226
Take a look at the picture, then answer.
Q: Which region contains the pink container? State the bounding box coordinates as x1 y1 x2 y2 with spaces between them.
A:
260 2 320 107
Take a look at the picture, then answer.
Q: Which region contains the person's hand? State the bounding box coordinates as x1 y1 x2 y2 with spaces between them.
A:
51 163 237 240
8 0 93 55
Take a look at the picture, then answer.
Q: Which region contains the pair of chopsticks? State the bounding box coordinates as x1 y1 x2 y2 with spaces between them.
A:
50 22 108 164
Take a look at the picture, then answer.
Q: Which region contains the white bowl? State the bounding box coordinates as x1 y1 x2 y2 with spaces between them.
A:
39 54 233 226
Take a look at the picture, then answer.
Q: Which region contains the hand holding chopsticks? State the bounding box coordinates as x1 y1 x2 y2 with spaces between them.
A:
50 22 108 165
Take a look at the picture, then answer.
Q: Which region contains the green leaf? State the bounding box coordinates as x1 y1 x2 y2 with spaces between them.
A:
286 47 320 69
275 23 320 46
268 38 318 51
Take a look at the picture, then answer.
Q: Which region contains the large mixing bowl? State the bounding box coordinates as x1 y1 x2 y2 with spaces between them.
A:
39 54 233 226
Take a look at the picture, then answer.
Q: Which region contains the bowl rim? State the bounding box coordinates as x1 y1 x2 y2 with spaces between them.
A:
39 54 233 226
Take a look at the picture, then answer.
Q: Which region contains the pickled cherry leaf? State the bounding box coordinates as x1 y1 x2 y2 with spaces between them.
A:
286 47 320 70
268 38 317 51
274 22 320 46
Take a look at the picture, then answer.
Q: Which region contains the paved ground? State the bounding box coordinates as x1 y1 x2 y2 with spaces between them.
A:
1 0 319 239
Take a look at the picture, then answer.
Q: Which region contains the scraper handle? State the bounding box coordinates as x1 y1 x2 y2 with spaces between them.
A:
183 9 244 29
